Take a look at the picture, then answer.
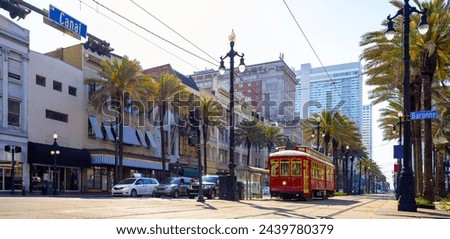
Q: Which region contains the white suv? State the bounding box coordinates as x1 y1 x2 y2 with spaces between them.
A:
111 177 159 197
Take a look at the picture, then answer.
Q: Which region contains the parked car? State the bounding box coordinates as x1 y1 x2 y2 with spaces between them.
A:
189 175 219 199
111 177 159 197
153 177 194 198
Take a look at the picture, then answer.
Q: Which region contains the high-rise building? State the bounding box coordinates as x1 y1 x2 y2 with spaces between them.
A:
362 104 373 159
295 62 362 128
191 58 298 123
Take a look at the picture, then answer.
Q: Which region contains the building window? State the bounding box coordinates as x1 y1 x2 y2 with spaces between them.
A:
46 109 68 123
36 75 46 86
8 99 20 127
53 81 62 92
68 86 77 96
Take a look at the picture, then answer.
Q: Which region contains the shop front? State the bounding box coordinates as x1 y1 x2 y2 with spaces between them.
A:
28 142 90 193
89 153 165 192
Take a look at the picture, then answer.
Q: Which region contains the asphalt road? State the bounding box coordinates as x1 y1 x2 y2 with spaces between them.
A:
0 193 449 219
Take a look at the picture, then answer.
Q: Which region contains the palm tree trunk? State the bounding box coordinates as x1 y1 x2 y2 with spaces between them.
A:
435 148 445 198
246 141 251 166
421 49 437 201
118 98 124 181
160 103 166 180
423 74 434 201
332 139 339 190
411 74 423 196
202 124 208 175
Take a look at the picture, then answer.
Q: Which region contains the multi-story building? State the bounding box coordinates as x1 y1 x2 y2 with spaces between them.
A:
361 104 373 159
0 15 29 192
295 62 363 129
191 58 298 123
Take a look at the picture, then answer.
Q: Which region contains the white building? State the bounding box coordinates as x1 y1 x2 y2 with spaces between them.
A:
361 104 373 159
0 14 29 192
295 62 363 128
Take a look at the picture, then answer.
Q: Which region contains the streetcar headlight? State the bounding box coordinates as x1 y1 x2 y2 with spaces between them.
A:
282 180 287 186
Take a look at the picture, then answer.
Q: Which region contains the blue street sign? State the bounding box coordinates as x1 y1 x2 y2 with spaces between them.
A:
393 145 403 159
48 5 87 38
410 110 438 120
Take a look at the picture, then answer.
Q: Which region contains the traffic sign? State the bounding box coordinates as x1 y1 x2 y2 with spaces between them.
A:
410 110 438 120
47 5 87 38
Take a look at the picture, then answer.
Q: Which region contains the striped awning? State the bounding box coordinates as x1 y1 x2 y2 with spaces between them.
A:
91 154 165 170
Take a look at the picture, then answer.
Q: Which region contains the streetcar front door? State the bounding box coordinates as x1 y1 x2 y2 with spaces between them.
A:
303 159 310 195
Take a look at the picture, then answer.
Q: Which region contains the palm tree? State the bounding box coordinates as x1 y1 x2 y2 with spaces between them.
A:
84 56 151 182
260 124 285 155
146 72 188 180
199 96 223 175
360 0 450 199
234 119 262 166
417 0 450 201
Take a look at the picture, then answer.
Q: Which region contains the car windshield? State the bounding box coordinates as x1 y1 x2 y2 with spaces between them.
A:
202 176 218 183
161 177 179 184
117 178 136 185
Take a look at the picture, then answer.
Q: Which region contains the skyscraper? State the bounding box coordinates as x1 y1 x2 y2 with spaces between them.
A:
362 104 373 159
295 62 363 129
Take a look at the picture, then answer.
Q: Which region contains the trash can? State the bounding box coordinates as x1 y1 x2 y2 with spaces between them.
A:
41 181 48 195
41 181 53 195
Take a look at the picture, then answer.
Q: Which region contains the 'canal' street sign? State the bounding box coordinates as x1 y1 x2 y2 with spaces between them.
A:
410 110 438 120
47 5 87 38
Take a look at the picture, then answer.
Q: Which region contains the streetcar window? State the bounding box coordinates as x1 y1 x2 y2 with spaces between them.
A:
291 159 302 176
270 160 279 176
280 159 289 176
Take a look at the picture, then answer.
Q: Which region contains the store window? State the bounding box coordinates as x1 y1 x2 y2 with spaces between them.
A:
86 167 102 189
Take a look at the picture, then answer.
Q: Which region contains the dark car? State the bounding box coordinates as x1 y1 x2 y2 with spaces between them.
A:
189 175 219 199
153 177 194 198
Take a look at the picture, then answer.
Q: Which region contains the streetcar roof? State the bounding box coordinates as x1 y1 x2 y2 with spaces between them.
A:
269 149 334 167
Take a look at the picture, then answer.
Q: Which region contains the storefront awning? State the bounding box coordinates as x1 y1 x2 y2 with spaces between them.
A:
122 126 140 146
145 130 159 148
91 154 165 170
136 128 148 147
88 115 104 139
28 142 90 168
102 120 115 141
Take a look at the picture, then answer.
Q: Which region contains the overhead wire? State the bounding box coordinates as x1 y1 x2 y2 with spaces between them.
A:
129 0 218 64
282 0 343 99
78 0 198 69
90 0 219 68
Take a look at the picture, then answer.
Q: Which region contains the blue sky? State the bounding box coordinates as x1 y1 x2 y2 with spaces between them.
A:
8 0 399 186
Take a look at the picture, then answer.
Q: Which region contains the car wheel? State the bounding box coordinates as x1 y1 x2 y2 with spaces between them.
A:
130 189 137 197
208 189 216 199
173 190 179 198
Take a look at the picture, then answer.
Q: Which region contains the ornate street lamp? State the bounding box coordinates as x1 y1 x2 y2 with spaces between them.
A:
219 30 246 201
385 0 428 212
50 132 60 195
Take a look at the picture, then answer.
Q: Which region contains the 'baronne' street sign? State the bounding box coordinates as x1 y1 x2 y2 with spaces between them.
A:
410 110 438 120
47 5 87 38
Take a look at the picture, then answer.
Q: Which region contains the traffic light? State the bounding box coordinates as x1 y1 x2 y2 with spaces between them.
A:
83 37 114 57
0 0 30 20
189 109 200 128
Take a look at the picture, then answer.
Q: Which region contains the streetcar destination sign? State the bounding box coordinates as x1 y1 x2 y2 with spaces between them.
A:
48 5 87 38
410 110 438 120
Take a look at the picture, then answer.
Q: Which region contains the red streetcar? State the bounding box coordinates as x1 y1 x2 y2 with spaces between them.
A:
269 146 335 200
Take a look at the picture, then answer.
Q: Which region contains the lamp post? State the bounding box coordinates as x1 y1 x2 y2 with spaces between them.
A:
50 133 60 195
311 116 321 151
385 0 428 212
219 30 246 201
4 145 21 195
